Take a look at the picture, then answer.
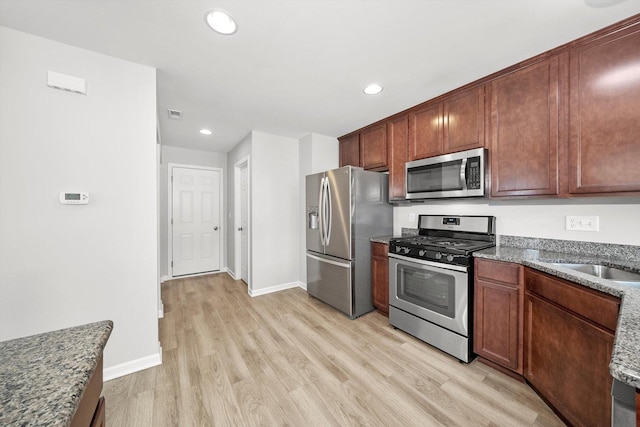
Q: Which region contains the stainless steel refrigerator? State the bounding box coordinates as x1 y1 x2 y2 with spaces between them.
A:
306 166 393 319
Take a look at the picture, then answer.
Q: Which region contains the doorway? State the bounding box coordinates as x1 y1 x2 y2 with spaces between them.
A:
169 165 223 277
234 157 250 287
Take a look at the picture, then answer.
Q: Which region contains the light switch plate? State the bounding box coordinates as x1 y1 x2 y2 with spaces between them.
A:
566 216 599 231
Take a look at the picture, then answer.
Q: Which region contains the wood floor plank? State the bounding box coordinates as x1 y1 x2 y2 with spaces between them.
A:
102 273 565 426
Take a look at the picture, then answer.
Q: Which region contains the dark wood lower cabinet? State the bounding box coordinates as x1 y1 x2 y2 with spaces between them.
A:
71 356 105 427
636 389 640 427
474 258 523 375
524 269 620 427
371 242 389 315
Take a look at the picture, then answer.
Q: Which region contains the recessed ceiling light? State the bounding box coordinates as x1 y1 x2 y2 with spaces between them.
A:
205 9 237 35
363 83 383 95
200 129 212 135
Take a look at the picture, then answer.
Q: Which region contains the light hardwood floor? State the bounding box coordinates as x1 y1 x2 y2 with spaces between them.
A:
102 273 565 426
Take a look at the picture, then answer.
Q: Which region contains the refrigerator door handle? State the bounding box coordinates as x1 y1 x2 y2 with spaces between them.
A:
306 253 350 268
318 177 325 245
325 177 332 246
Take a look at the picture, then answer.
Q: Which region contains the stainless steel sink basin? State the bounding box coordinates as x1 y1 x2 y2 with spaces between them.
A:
551 263 640 287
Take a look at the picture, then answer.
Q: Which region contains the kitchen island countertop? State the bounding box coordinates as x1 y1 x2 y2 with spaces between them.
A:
0 320 113 426
474 243 640 389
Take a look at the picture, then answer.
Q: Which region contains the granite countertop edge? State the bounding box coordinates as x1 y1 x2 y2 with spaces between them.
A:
0 320 114 426
474 246 640 389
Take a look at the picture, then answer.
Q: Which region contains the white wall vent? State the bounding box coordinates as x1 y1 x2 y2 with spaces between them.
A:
47 71 87 95
167 109 183 120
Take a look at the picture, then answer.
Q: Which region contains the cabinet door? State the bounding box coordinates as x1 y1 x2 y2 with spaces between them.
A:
408 101 443 160
371 243 389 315
361 123 388 171
490 56 564 197
568 24 640 194
444 86 485 153
524 292 614 427
474 279 520 372
387 115 409 200
339 134 360 167
474 258 523 374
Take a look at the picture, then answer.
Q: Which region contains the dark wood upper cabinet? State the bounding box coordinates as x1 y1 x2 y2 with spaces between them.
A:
388 115 409 200
339 133 360 167
338 15 640 200
444 86 485 153
361 122 388 171
489 55 565 198
568 22 640 195
409 86 485 161
408 100 443 160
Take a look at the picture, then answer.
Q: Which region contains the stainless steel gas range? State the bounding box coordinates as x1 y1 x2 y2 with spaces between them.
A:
388 215 496 363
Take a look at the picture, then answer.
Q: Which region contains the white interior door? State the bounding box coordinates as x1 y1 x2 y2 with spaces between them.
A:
240 165 249 283
172 167 221 276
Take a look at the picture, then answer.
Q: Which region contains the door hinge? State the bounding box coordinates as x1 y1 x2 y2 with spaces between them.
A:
171 218 173 225
171 261 173 267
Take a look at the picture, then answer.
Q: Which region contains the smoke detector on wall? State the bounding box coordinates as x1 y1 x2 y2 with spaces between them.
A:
167 109 183 120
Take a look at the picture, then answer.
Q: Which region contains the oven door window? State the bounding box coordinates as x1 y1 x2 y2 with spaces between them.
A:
407 159 463 194
397 264 455 318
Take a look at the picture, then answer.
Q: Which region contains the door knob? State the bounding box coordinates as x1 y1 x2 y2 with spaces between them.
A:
214 226 219 231
238 227 243 231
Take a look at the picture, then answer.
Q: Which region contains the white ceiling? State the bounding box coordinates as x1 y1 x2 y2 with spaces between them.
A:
1 1 639 153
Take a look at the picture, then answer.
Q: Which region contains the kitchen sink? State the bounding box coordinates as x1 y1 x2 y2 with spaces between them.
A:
551 263 640 287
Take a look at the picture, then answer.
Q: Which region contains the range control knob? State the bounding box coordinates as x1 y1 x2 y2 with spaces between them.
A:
395 246 402 253
418 250 425 256
402 247 410 254
447 254 455 262
435 252 442 260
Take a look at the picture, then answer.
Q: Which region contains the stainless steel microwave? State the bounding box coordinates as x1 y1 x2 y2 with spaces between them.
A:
405 148 486 199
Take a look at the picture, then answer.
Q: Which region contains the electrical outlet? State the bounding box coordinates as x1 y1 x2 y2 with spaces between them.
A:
408 213 416 223
566 216 599 232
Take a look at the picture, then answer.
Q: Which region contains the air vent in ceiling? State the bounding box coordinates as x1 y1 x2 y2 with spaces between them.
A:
167 109 183 120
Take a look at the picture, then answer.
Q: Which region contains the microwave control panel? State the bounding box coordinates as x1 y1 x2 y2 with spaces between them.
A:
467 156 482 190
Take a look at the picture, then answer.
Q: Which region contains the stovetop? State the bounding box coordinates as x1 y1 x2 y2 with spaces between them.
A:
392 235 495 252
389 215 496 267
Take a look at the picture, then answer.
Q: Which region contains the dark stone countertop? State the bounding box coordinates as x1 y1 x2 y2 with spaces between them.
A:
474 243 640 389
0 320 113 426
369 235 398 245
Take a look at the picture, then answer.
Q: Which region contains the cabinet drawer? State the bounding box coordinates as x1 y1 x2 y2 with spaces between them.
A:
371 242 388 258
525 269 620 332
476 258 521 285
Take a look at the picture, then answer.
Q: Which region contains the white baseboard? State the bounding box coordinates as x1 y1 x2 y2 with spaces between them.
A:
103 344 162 381
227 268 237 280
160 275 170 283
249 280 306 297
158 301 164 319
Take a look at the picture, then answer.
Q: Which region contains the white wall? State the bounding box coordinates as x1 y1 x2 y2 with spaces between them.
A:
159 145 227 281
394 197 640 245
0 27 159 375
298 133 338 283
251 131 300 293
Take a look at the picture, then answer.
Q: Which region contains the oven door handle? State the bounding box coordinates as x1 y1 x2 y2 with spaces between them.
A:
388 253 469 273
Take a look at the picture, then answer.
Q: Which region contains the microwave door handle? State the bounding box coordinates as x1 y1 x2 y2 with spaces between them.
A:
460 158 468 191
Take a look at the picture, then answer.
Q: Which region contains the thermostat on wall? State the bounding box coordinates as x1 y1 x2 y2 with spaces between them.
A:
59 192 89 205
